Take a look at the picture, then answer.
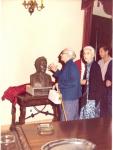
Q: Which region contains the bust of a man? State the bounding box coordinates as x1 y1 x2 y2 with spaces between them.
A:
30 56 52 88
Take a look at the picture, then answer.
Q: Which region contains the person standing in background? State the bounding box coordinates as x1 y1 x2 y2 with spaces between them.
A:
98 46 112 117
75 49 86 114
105 60 112 117
49 48 82 121
98 46 112 81
75 49 86 80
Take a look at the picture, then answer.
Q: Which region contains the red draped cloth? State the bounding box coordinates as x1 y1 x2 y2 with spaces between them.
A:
81 0 94 47
81 0 112 47
99 0 112 15
1 84 29 105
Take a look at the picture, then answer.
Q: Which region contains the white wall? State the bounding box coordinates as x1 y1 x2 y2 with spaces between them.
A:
0 0 84 125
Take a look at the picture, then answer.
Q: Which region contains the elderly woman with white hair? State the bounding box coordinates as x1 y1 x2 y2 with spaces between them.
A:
49 48 82 121
80 46 103 119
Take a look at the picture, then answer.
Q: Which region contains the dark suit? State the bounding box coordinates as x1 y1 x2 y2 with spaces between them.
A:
104 60 112 116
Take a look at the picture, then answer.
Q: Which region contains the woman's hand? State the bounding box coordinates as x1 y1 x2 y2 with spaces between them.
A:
106 80 112 87
48 63 58 72
52 83 59 91
80 79 87 85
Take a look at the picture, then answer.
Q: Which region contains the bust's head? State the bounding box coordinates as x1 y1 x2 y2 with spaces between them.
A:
35 56 47 73
30 56 52 93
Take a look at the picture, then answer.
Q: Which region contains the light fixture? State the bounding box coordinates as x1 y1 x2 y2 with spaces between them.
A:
22 0 44 15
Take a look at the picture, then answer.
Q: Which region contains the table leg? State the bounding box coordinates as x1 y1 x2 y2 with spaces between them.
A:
10 104 16 130
52 104 60 121
19 106 26 124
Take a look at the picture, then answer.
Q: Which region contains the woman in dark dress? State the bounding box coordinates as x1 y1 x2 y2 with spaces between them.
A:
80 46 103 119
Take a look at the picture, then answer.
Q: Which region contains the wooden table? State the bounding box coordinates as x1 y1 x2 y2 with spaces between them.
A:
15 117 112 150
10 93 60 130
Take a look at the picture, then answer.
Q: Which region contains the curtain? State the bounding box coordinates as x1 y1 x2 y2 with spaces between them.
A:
81 0 94 47
81 0 94 9
90 15 112 61
81 0 112 47
99 0 112 15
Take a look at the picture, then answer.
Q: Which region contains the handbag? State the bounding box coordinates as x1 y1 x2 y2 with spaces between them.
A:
48 88 61 104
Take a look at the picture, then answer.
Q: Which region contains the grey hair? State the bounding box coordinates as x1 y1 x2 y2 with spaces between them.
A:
63 48 76 59
83 46 95 57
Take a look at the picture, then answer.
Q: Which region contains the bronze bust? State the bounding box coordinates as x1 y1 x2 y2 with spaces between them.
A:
26 57 52 96
30 56 52 88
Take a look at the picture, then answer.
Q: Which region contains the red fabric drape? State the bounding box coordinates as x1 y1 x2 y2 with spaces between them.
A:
81 0 112 15
1 84 29 105
99 0 112 15
81 0 112 47
81 0 94 9
81 0 94 47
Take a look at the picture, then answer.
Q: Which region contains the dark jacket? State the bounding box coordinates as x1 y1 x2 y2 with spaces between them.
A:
54 59 82 101
88 61 103 102
105 60 112 97
105 60 112 87
83 61 103 103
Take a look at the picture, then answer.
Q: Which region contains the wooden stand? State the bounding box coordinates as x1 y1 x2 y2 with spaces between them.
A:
10 93 60 130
